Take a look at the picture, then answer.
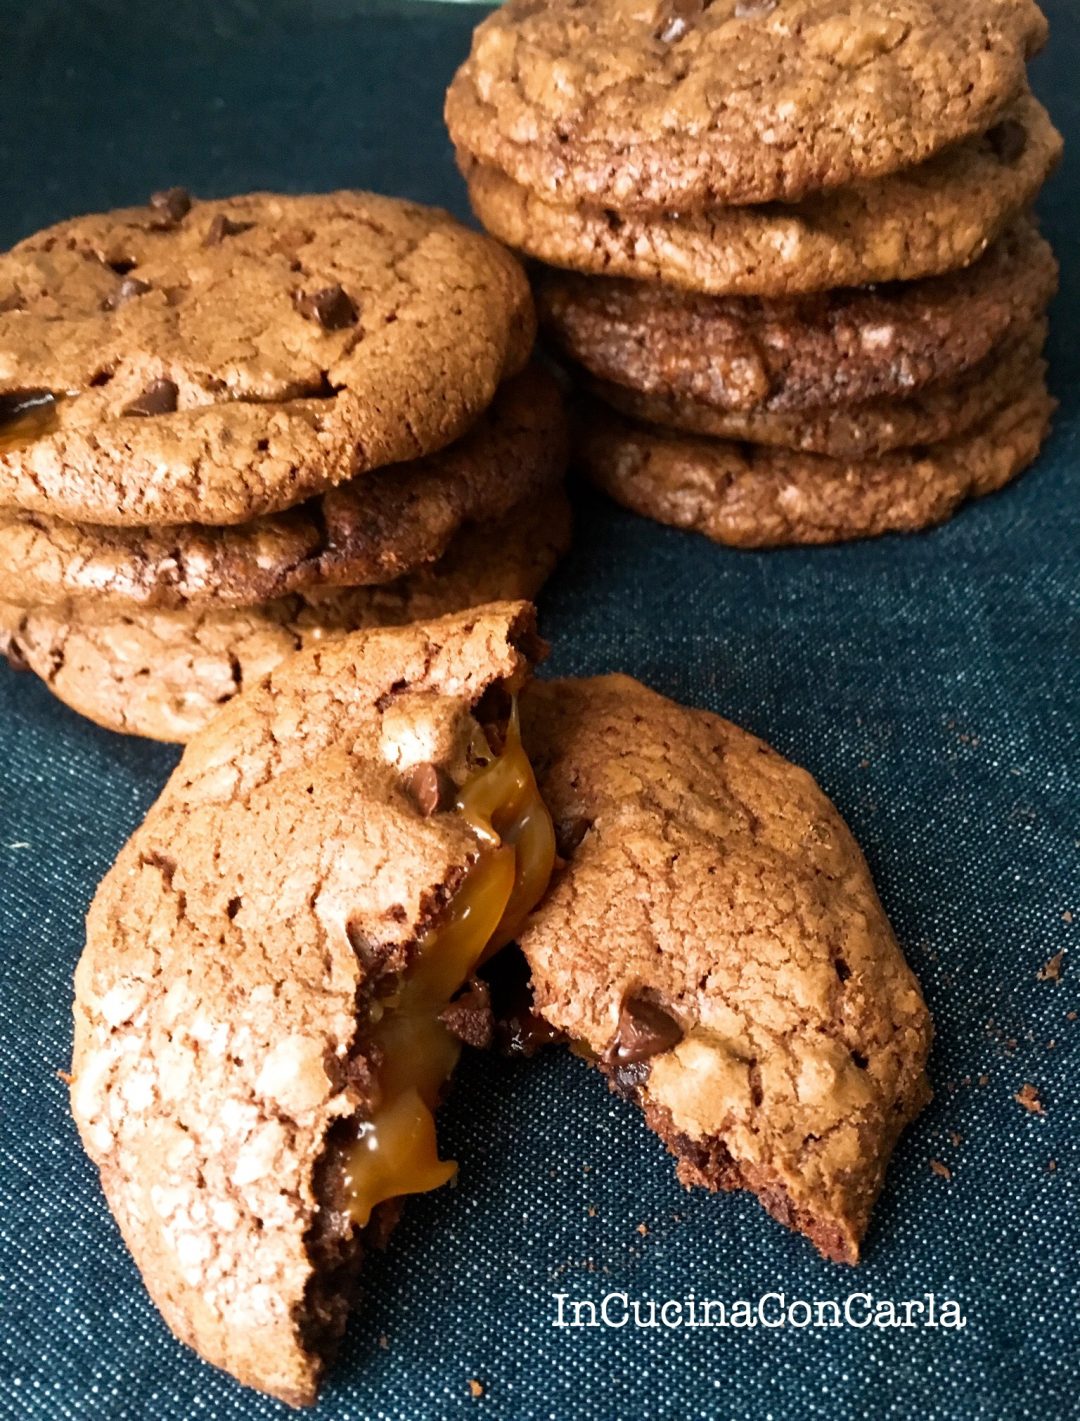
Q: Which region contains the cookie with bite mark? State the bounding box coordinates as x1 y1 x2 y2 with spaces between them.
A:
517 675 933 1263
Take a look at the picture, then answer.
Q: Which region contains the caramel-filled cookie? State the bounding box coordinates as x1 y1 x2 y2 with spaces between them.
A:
0 191 534 525
1 491 571 741
579 380 1055 546
518 675 933 1263
462 90 1061 294
587 326 1046 458
537 220 1057 413
0 364 566 611
447 0 1047 212
69 603 556 1403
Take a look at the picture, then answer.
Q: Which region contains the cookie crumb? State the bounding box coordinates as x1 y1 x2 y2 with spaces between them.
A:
587 1205 597 1218
1063 910 1073 923
930 1159 952 1181
949 1130 963 1147
56 1069 74 1085
377 1334 389 1351
1014 1083 1045 1114
1068 1011 1078 1022
1037 950 1065 982
467 1380 484 1399
636 1222 649 1236
1048 1159 1057 1172
978 1073 990 1087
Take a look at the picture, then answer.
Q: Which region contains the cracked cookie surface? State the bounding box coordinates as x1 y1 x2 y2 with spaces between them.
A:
462 89 1061 294
1 493 571 742
446 0 1047 212
538 220 1057 413
0 364 566 611
68 603 541 1403
579 379 1055 546
0 191 534 525
517 675 933 1262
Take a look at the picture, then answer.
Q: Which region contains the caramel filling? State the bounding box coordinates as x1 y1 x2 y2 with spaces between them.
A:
343 707 554 1226
0 392 59 453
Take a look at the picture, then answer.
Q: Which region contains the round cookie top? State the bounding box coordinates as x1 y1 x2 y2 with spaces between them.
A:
0 190 534 526
446 0 1048 212
69 603 541 1402
463 90 1062 295
517 675 932 1262
538 220 1057 413
0 364 567 611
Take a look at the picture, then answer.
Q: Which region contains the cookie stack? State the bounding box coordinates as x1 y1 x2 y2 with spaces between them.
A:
447 0 1061 546
0 190 569 739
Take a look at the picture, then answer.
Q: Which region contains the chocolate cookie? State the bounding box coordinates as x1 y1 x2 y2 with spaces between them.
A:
579 381 1055 546
516 675 932 1264
587 326 1046 458
0 364 566 611
69 602 554 1402
1 492 571 741
446 0 1047 212
0 191 534 526
462 90 1061 294
538 220 1057 413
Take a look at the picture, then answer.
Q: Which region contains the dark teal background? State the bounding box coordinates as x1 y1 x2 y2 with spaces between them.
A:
0 3 1077 1418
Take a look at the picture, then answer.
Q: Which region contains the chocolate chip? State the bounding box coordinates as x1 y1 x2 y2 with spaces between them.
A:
654 0 704 42
554 815 592 859
440 979 494 1050
608 1060 650 1102
3 637 30 673
203 213 255 247
482 944 564 1057
0 292 25 314
294 283 359 331
104 276 152 311
149 187 192 224
986 118 1028 163
606 994 683 1066
734 0 777 16
404 762 456 816
122 378 179 417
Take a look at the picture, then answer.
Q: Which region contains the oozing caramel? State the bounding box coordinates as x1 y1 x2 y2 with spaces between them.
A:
0 393 60 453
343 706 554 1227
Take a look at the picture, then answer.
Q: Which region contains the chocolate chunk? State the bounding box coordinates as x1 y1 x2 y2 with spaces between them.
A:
149 187 192 224
607 1059 650 1102
482 943 564 1057
606 994 683 1066
986 118 1028 163
554 814 592 858
122 378 179 417
654 0 704 42
294 284 359 331
0 292 25 314
440 979 494 1050
404 762 456 816
104 276 152 311
203 213 256 247
2 636 30 673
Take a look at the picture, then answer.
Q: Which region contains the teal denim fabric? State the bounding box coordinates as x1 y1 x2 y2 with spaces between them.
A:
0 4 1077 1417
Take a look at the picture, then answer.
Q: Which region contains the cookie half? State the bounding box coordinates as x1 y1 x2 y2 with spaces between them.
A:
538 220 1057 413
518 675 933 1263
447 0 1046 212
0 364 566 612
464 88 1060 295
579 381 1055 546
587 326 1046 458
69 603 557 1402
0 191 534 526
1 491 571 741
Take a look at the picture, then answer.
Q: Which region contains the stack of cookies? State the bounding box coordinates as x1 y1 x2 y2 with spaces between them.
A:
0 190 569 739
447 0 1061 546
